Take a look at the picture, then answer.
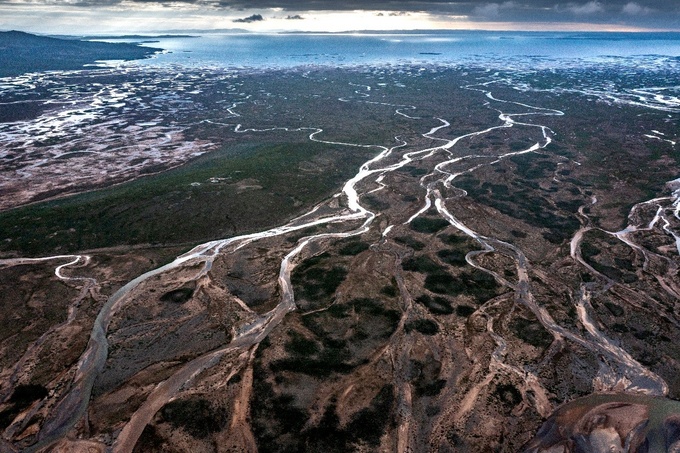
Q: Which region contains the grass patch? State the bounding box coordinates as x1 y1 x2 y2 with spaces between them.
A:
394 235 426 251
424 272 464 295
405 319 439 335
415 294 454 315
285 332 320 356
400 165 429 177
338 241 370 256
160 398 227 439
0 384 49 430
437 248 468 267
494 383 523 411
456 305 475 317
455 174 580 245
251 370 308 452
283 385 395 452
509 317 552 348
604 301 624 317
402 255 442 273
380 284 399 298
410 217 450 234
411 359 445 397
439 233 472 246
423 269 500 302
0 141 373 256
415 379 446 397
345 385 395 447
292 253 348 307
362 195 390 211
280 298 399 378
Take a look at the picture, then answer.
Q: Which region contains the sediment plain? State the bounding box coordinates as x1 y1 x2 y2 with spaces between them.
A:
1 55 680 452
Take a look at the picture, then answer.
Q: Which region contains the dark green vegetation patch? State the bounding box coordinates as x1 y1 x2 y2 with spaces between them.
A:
510 317 553 348
272 298 400 378
402 255 442 273
291 253 348 309
160 398 228 439
439 233 474 246
338 240 370 256
415 294 454 315
394 235 426 251
410 359 446 397
494 383 523 412
456 305 476 317
424 269 500 303
580 230 639 283
284 331 320 356
0 384 49 430
437 233 478 266
251 375 395 453
400 165 429 177
604 301 624 317
0 141 373 256
405 319 439 335
455 158 581 244
437 248 468 266
380 284 399 298
410 216 451 234
423 272 458 294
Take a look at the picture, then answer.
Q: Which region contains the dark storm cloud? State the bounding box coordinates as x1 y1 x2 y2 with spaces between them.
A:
6 0 672 13
233 13 264 22
196 0 675 14
267 0 661 28
203 0 677 29
1 0 677 30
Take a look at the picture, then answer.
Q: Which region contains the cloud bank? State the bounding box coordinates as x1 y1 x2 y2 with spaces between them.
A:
0 0 678 33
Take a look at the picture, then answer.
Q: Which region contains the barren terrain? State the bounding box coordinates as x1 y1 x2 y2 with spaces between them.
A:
1 59 679 452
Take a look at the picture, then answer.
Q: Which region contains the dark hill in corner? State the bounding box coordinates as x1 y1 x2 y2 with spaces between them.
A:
0 30 159 77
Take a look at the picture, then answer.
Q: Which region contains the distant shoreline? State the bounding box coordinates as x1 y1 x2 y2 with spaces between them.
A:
80 34 197 40
0 31 160 78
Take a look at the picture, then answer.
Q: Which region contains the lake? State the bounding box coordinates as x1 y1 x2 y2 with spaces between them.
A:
101 31 680 70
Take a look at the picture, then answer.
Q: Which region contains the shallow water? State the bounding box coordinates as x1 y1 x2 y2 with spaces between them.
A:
97 31 680 70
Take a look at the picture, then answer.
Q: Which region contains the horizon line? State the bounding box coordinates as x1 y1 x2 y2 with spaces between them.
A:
4 27 680 37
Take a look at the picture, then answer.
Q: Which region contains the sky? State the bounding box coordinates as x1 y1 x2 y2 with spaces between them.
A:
0 0 678 34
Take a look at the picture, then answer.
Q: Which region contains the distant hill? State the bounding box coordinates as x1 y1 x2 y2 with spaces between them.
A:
80 34 196 39
0 30 159 77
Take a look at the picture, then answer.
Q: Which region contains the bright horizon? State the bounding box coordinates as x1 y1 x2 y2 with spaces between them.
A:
1 1 678 35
